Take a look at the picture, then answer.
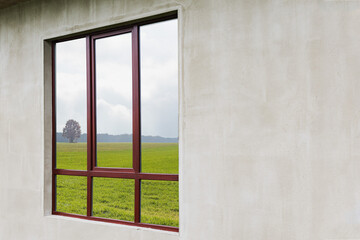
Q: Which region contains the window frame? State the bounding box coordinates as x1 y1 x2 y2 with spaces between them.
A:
51 12 179 232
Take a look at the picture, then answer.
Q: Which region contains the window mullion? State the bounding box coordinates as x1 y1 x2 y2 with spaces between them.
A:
132 25 141 173
132 25 141 223
86 36 94 217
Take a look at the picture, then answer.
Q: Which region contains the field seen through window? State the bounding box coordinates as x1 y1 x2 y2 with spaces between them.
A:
56 142 179 227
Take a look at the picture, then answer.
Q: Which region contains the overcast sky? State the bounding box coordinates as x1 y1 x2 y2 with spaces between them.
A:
56 19 178 138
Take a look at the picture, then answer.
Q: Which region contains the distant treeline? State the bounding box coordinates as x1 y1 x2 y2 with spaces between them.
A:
56 133 178 143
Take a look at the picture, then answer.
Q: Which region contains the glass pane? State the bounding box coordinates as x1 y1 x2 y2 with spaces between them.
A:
95 33 133 168
56 175 87 215
93 178 134 221
56 38 87 170
140 19 178 174
141 180 179 227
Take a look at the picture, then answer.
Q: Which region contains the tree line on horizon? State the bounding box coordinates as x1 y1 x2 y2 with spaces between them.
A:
60 119 178 143
57 132 178 143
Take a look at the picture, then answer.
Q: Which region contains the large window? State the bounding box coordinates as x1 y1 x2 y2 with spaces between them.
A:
52 14 179 232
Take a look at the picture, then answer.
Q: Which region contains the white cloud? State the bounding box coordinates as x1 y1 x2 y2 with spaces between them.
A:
140 19 178 138
96 99 132 134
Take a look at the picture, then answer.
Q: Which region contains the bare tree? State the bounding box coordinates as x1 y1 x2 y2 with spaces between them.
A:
62 119 81 143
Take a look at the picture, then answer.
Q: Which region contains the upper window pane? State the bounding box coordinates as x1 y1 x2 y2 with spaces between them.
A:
56 38 87 170
95 33 133 168
140 19 178 174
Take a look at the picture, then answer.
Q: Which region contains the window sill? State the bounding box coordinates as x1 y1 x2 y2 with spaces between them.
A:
46 214 180 235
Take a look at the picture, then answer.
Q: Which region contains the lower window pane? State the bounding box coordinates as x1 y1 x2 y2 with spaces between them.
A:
93 178 134 221
56 175 87 215
141 180 179 227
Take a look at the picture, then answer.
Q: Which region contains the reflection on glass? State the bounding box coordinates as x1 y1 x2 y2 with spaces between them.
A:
140 19 178 174
56 175 87 215
95 33 133 168
141 180 179 227
56 38 87 170
93 178 134 221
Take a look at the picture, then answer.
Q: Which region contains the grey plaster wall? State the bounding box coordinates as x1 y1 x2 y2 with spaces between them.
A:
1 0 360 239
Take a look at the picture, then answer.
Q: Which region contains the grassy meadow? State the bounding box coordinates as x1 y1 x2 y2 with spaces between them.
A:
56 142 179 227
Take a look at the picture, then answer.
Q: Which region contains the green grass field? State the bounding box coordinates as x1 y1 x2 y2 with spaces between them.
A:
56 142 179 227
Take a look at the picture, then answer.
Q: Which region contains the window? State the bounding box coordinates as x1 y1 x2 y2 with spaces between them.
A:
52 14 179 232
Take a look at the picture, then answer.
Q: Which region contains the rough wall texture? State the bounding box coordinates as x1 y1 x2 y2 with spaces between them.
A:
1 0 360 239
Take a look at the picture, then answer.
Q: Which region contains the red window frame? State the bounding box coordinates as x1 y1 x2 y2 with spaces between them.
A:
51 13 179 232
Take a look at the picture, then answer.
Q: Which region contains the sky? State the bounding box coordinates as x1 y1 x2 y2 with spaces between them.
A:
56 19 178 138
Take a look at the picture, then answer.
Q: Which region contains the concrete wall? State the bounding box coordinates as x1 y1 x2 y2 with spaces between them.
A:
2 0 360 239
